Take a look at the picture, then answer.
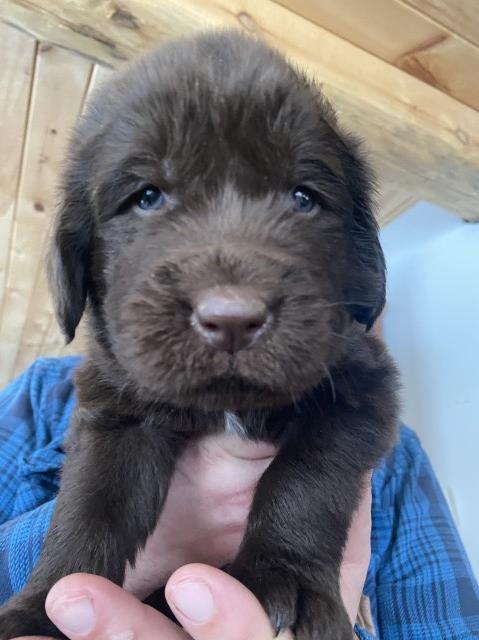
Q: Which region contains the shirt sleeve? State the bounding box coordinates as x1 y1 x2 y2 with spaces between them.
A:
0 357 79 604
368 427 479 640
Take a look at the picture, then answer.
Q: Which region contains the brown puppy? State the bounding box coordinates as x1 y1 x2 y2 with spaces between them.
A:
0 31 399 640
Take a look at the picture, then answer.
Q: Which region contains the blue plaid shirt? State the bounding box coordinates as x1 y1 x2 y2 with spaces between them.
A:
0 357 478 639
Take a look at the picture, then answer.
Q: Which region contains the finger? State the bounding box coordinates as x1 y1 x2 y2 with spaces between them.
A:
340 473 372 623
41 573 188 640
166 563 293 640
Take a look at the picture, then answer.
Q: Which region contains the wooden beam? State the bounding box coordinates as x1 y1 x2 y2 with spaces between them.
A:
377 185 418 228
1 0 479 221
277 0 479 112
402 0 479 48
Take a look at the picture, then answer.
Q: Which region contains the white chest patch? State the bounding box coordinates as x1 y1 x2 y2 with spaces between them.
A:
224 410 247 436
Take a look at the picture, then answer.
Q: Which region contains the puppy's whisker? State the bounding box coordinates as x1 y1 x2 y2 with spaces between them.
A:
325 331 356 341
320 361 337 404
317 300 371 309
115 381 128 414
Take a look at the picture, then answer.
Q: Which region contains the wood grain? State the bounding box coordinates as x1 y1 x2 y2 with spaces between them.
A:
0 42 92 386
276 0 479 111
0 24 36 336
12 64 112 375
402 0 479 47
2 0 479 223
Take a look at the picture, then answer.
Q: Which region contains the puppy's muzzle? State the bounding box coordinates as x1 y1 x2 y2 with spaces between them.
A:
191 286 271 353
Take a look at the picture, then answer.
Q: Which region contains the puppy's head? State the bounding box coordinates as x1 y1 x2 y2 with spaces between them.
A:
50 31 385 410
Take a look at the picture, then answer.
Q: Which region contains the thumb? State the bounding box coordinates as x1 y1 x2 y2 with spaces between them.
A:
41 573 186 640
166 564 293 640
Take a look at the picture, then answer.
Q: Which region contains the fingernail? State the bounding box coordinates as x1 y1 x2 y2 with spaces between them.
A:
48 594 96 636
169 579 215 623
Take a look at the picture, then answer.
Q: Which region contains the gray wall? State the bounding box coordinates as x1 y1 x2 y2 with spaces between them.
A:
381 202 478 577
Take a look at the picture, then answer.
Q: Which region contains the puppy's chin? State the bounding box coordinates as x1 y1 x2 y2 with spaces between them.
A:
164 377 296 412
116 348 326 412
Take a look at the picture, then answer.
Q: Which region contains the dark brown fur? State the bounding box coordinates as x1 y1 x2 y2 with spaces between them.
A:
0 31 399 640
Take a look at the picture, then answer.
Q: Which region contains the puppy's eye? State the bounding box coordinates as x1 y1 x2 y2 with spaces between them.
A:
291 186 319 214
135 186 166 211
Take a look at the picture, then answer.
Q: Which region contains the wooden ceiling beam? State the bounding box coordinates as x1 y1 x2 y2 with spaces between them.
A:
402 0 479 48
2 0 479 221
277 0 479 112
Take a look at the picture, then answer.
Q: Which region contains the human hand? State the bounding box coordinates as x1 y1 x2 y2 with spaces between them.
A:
123 432 371 616
122 432 280 598
11 434 372 638
12 564 294 640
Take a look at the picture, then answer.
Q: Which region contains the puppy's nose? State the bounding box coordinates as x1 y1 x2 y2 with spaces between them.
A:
192 287 269 352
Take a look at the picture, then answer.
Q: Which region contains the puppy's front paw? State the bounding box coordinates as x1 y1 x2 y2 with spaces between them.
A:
0 598 66 640
294 588 353 640
229 561 352 640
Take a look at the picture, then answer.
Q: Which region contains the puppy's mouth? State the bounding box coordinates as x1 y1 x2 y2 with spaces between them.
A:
172 375 293 411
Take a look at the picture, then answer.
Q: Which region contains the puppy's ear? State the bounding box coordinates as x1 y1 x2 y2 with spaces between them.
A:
342 135 386 331
48 164 93 343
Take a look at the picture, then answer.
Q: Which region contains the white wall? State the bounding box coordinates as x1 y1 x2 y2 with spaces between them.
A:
380 202 479 577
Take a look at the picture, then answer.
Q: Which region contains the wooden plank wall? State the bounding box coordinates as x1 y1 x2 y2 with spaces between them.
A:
0 22 112 385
